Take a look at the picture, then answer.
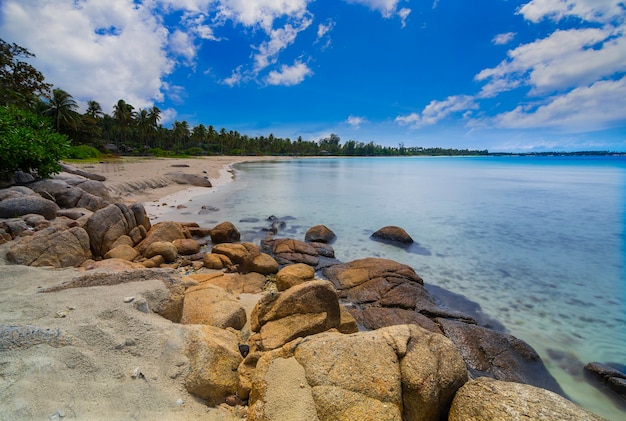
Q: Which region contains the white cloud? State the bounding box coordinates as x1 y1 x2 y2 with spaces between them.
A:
489 76 626 132
170 29 197 64
265 61 312 86
347 115 366 128
476 27 626 97
396 95 478 128
222 65 246 87
215 0 311 32
0 0 173 111
492 32 516 45
517 0 625 24
253 17 313 71
345 0 412 24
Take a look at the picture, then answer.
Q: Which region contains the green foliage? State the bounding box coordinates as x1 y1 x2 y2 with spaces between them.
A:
147 147 172 157
65 144 101 160
0 105 70 178
0 38 51 109
185 147 203 156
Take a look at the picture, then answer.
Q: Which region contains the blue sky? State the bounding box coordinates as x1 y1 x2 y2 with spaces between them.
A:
1 0 625 152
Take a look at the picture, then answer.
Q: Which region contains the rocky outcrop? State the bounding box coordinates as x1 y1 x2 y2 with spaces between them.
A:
181 283 247 330
6 226 92 267
0 195 59 220
323 257 564 396
371 225 414 245
304 224 336 243
135 221 188 255
212 242 278 275
85 203 145 257
437 318 565 395
265 238 337 268
248 324 468 421
30 179 107 211
584 362 626 398
185 272 267 294
210 221 240 244
449 378 605 421
183 325 243 406
249 280 342 352
59 162 106 181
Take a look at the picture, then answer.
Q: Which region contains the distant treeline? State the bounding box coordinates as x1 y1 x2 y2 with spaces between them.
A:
490 151 625 157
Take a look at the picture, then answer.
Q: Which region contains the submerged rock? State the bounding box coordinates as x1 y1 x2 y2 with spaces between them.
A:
371 225 414 245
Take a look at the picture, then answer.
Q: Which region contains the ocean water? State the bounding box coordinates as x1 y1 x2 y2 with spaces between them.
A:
156 156 625 419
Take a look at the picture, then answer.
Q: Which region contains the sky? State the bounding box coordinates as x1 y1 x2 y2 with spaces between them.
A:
1 0 625 152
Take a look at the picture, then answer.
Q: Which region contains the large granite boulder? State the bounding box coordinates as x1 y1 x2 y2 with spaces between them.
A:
212 242 278 274
584 362 626 397
85 203 143 257
181 283 247 330
145 241 178 263
248 324 468 421
210 221 240 244
172 238 200 255
6 226 92 267
437 318 565 395
135 221 187 255
304 224 336 243
249 280 341 352
371 225 414 245
449 377 604 421
29 179 106 211
264 238 337 267
0 186 38 201
0 195 59 220
183 325 243 406
185 272 267 294
276 263 315 291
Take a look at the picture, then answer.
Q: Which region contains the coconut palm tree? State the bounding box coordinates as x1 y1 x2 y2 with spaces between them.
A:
113 99 135 149
44 88 78 132
85 100 103 119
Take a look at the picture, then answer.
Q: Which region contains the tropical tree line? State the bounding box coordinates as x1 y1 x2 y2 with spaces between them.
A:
1 38 488 163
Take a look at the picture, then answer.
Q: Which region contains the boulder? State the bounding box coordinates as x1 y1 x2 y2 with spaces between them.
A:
437 318 565 395
165 172 212 187
6 226 92 267
0 186 38 201
584 362 626 397
84 203 139 257
210 221 240 244
250 253 279 275
0 196 59 220
304 224 336 243
371 225 414 245
322 257 423 305
337 306 359 334
186 272 266 294
355 306 442 333
172 238 200 255
129 202 151 232
276 263 315 291
248 324 467 421
269 238 320 267
249 280 341 351
181 283 247 330
66 179 113 202
449 377 605 421
145 241 178 263
136 221 188 255
183 325 242 406
104 244 139 261
29 179 106 211
203 252 233 270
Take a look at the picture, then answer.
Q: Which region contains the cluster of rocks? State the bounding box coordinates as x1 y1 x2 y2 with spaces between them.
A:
0 169 614 420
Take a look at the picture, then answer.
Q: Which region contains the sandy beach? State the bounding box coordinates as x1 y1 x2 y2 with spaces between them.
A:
0 156 279 420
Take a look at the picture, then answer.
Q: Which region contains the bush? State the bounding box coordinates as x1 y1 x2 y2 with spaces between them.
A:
65 144 101 160
0 105 70 179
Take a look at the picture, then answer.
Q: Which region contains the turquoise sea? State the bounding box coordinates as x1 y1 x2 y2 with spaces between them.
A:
157 156 625 419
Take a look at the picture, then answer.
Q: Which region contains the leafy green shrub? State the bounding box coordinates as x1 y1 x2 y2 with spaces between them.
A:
0 105 70 179
147 147 172 157
185 147 203 156
65 144 101 160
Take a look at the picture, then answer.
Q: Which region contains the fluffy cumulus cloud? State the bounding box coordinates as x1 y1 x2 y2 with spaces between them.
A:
395 0 626 135
265 61 312 86
0 0 172 112
396 96 478 128
491 76 626 132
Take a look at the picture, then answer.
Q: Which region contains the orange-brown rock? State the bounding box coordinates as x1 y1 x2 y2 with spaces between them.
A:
145 241 178 263
104 244 139 261
210 221 240 244
7 226 92 268
275 263 315 291
172 238 201 255
181 283 247 330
